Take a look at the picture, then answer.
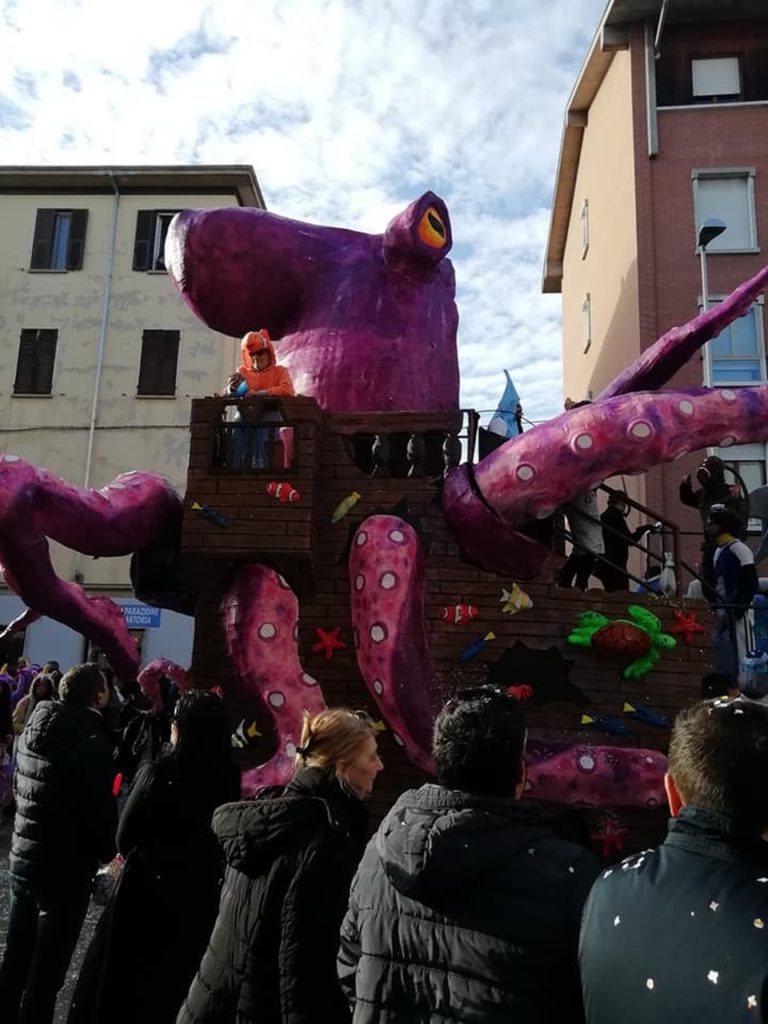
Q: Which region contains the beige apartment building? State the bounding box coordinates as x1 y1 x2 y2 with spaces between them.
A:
545 0 768 577
0 165 264 667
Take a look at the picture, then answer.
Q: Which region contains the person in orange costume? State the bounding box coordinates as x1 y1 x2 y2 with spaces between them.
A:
225 330 294 469
227 329 294 398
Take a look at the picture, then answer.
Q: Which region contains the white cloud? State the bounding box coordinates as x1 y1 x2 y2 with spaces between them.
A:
0 0 607 422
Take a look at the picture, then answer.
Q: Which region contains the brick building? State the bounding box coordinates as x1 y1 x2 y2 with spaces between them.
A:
544 0 768 575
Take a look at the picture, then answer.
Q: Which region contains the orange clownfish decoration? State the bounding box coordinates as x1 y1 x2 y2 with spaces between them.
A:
441 604 479 626
266 481 301 504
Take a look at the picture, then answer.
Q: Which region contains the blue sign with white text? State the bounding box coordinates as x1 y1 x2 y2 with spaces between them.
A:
121 604 162 629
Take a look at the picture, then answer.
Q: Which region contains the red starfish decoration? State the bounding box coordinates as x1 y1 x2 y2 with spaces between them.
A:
506 685 533 700
312 626 347 662
669 610 705 646
590 813 628 860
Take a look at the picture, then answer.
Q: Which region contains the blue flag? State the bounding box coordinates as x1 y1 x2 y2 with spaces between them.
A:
487 370 522 437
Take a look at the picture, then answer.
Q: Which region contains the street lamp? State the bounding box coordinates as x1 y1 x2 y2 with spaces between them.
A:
697 217 726 387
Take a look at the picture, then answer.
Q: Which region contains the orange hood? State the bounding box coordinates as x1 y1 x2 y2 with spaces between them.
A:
240 329 276 372
238 329 295 396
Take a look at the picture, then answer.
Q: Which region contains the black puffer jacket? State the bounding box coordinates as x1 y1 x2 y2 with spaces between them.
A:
177 767 368 1024
68 752 241 1024
338 784 600 1023
580 806 768 1023
11 699 117 884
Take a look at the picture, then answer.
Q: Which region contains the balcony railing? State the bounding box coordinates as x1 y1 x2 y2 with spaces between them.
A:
211 397 297 473
331 409 479 479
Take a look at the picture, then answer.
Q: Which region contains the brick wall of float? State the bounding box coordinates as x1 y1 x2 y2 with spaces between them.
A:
183 398 716 856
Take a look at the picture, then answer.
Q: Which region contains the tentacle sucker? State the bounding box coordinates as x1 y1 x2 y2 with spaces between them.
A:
222 564 326 794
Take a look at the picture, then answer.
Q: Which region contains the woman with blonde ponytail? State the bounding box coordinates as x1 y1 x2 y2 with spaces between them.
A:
178 708 383 1024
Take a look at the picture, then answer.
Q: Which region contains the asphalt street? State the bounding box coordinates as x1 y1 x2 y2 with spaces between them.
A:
0 816 102 1024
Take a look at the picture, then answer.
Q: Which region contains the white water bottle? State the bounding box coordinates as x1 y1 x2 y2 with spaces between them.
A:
659 552 677 597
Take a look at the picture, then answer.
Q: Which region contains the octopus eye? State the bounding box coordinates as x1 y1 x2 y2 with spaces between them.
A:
418 206 447 248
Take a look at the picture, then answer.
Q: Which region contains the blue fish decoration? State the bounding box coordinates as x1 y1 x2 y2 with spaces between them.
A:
623 702 670 729
191 501 229 528
581 713 629 737
487 370 523 438
459 631 496 664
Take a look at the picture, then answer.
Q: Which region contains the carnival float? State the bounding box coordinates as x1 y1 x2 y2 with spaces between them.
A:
2 191 768 849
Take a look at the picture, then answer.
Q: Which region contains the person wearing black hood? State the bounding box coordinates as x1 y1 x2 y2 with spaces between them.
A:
337 686 600 1023
67 689 241 1024
177 707 383 1024
680 455 748 537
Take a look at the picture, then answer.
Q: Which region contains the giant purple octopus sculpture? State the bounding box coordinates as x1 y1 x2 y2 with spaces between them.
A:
1 191 767 806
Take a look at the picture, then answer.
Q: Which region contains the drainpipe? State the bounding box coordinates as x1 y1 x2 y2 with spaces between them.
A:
653 0 669 57
74 172 120 583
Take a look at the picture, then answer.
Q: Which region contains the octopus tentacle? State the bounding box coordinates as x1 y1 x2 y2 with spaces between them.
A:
349 516 665 807
599 263 768 399
0 566 41 640
526 741 666 809
472 386 768 525
445 385 768 576
137 658 191 715
443 266 768 579
221 564 326 794
349 515 443 774
0 457 182 678
0 608 41 642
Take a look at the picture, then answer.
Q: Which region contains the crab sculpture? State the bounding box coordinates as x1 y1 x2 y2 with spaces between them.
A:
0 194 767 805
568 606 677 679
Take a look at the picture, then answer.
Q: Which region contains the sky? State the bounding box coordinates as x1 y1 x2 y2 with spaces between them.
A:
0 0 608 424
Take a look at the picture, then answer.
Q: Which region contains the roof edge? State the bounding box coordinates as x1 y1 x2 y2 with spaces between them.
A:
0 164 266 209
541 4 624 294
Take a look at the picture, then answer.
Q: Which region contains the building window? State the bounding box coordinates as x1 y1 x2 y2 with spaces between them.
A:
581 199 589 258
657 46 767 106
582 294 591 354
706 303 765 386
13 329 57 395
137 330 180 396
133 210 180 272
691 57 741 102
29 209 88 270
692 170 757 252
717 444 766 532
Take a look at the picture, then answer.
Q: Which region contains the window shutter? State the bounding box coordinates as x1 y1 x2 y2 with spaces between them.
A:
133 211 155 271
35 330 57 393
14 330 37 392
697 177 752 250
138 331 162 394
66 210 88 270
158 331 180 395
30 210 56 269
138 330 180 395
13 329 57 394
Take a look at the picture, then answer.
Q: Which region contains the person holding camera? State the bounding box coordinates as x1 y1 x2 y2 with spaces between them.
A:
597 491 658 592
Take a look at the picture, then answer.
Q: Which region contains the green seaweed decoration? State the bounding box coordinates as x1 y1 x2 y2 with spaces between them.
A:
567 605 676 679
